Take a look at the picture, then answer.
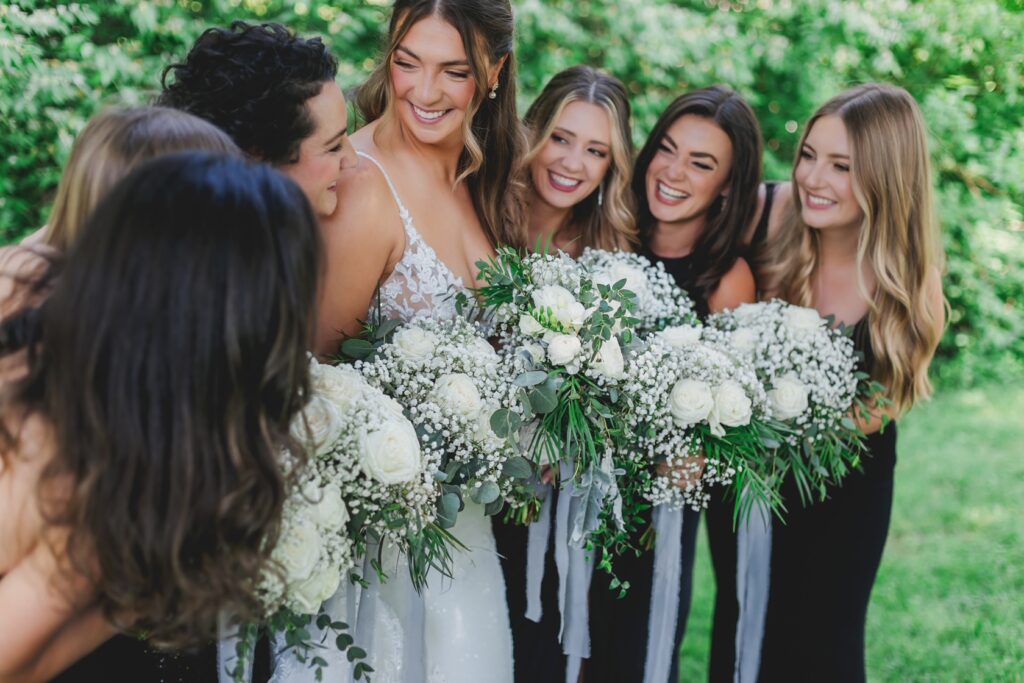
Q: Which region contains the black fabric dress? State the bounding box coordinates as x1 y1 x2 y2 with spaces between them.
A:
705 182 778 682
51 635 271 682
756 318 897 683
587 247 711 683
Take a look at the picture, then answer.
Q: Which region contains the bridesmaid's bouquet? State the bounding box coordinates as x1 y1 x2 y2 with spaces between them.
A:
471 247 641 553
577 247 697 333
705 300 887 504
620 323 783 521
343 315 535 525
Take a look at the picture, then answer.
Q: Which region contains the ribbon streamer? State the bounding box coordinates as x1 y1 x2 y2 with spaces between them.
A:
642 505 685 683
217 611 253 683
734 498 772 683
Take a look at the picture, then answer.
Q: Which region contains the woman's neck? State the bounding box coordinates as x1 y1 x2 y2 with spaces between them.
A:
377 116 464 184
526 193 577 254
647 216 706 258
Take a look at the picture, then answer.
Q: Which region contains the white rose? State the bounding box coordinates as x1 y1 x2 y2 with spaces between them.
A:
669 378 714 427
595 262 649 307
519 313 547 337
660 325 703 349
359 416 423 484
532 285 588 330
768 373 810 420
311 362 367 413
590 336 625 380
290 395 343 455
708 380 753 436
290 565 342 614
783 305 826 335
546 333 582 366
467 336 500 367
732 302 764 325
520 342 546 363
730 327 759 356
432 373 483 418
274 518 321 583
393 326 438 360
304 482 349 531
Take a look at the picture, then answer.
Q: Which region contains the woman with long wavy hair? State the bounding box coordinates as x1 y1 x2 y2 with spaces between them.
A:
739 83 946 682
0 153 322 682
324 1 527 680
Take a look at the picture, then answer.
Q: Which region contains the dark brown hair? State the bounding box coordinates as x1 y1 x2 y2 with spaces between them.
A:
0 153 322 647
634 86 763 306
357 0 527 247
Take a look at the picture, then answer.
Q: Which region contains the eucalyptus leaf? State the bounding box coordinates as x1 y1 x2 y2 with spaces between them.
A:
514 370 550 387
437 492 461 528
471 481 501 505
490 408 522 438
340 338 374 360
528 384 558 414
502 455 534 480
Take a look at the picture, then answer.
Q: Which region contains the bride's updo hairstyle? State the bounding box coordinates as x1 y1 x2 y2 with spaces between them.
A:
42 106 238 251
523 65 637 251
357 0 527 247
0 153 322 647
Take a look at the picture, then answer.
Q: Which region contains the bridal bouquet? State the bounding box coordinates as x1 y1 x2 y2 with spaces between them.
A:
577 247 697 333
471 247 641 553
621 323 783 520
705 300 885 504
344 315 535 525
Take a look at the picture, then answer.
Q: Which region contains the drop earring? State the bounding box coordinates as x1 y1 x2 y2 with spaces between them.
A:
598 182 605 207
489 82 499 99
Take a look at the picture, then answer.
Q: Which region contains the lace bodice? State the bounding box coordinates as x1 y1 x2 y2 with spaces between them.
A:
358 151 468 323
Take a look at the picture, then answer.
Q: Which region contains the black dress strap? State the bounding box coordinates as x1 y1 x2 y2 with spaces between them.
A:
751 182 778 248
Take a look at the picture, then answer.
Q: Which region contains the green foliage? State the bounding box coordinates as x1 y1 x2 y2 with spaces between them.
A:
2 0 1022 386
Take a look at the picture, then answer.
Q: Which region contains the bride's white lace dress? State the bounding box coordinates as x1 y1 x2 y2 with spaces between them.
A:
337 151 513 683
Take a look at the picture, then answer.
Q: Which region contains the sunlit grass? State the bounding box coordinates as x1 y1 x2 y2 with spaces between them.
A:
678 384 1024 681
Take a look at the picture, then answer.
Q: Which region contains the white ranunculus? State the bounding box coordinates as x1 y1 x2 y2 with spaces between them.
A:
520 342 546 363
768 373 810 420
291 564 342 614
532 284 589 330
708 380 753 436
669 378 714 427
546 333 582 366
305 482 349 531
590 336 625 380
311 362 367 413
783 305 826 335
730 327 759 356
291 395 344 455
660 325 703 349
596 262 650 307
359 416 423 484
519 313 547 337
275 518 321 583
432 373 483 418
731 302 764 324
393 326 439 360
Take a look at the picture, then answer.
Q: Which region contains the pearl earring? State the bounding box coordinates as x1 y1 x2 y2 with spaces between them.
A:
489 82 499 99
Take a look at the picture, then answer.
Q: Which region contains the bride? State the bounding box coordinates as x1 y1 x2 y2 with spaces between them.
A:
318 0 527 680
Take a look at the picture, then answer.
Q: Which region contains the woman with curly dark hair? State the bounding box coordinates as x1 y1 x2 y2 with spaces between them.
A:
160 21 356 222
0 153 322 682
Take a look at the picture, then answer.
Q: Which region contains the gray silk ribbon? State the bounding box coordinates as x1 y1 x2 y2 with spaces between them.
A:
217 611 253 683
642 505 685 683
734 498 772 683
525 488 554 621
555 460 594 681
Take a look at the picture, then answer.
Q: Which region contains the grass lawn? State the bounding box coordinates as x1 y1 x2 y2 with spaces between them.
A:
677 383 1024 681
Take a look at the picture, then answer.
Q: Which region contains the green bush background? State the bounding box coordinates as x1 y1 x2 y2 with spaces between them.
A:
2 0 1022 387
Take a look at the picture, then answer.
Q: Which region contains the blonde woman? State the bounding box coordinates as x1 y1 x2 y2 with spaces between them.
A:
520 65 636 255
741 84 946 681
23 107 238 250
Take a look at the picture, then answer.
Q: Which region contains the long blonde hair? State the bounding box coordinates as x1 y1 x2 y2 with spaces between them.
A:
759 84 945 414
44 107 239 251
357 0 527 247
523 66 637 252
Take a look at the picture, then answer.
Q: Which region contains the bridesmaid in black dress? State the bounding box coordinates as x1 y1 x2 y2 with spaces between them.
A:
588 86 764 683
745 84 946 682
490 65 638 683
0 154 321 680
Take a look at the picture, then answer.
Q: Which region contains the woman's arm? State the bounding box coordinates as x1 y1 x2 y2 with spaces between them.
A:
0 539 110 683
314 160 404 356
708 256 756 314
